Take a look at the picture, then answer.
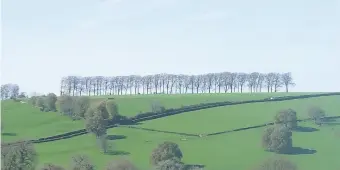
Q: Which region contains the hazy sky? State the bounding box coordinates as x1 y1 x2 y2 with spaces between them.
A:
1 0 339 94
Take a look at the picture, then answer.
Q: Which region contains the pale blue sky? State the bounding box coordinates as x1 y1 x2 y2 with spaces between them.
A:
1 0 339 94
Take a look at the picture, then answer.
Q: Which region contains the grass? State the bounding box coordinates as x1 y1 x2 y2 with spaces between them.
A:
89 92 316 116
1 92 339 170
137 95 340 134
35 121 340 170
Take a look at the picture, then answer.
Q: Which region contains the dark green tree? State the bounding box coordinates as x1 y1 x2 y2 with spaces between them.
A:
150 141 183 166
74 96 90 118
274 109 297 130
45 93 58 111
1 141 37 170
106 100 119 120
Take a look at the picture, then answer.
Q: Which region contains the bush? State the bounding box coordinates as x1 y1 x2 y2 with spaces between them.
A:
71 155 94 170
106 159 138 170
151 101 166 113
308 106 326 125
274 109 297 130
253 157 297 170
74 96 90 118
262 125 292 154
150 141 183 166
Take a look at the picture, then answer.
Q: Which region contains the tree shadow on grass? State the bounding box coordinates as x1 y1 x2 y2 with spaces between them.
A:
105 150 130 156
294 126 319 132
106 135 127 140
284 147 317 155
1 132 17 136
184 164 205 169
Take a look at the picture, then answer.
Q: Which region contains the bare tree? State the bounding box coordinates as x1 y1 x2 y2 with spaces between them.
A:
265 73 275 93
281 72 295 93
272 73 283 92
237 73 247 93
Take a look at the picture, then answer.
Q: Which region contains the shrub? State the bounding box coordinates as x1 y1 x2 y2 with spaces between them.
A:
74 96 90 118
262 125 292 154
274 109 297 129
106 159 138 170
253 157 297 170
308 106 326 125
71 155 94 170
151 101 166 113
150 141 183 166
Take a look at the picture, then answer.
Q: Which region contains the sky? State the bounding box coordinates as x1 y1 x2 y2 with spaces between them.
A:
1 0 339 94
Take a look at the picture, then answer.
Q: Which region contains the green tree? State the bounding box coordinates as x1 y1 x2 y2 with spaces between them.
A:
74 96 90 118
106 159 138 170
1 141 37 170
29 96 38 106
85 111 108 138
95 101 110 120
71 155 94 170
36 97 45 109
150 141 183 166
59 95 75 117
153 158 185 170
106 100 119 120
308 106 326 125
274 109 297 130
151 101 166 113
262 125 292 154
45 93 58 112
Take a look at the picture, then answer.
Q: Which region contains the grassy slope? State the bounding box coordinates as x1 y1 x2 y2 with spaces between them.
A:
1 101 84 142
35 121 340 170
137 95 340 134
89 92 312 116
2 93 339 170
1 92 310 142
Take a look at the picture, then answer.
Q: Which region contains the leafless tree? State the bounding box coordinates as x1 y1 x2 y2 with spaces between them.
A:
281 72 295 92
237 73 247 93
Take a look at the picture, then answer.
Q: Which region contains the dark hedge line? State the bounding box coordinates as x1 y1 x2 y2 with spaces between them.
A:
3 92 339 146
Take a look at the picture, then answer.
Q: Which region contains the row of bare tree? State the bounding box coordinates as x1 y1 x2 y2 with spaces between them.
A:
60 72 295 96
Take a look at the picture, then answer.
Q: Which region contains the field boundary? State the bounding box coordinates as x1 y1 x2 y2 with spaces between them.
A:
2 92 340 146
116 116 340 137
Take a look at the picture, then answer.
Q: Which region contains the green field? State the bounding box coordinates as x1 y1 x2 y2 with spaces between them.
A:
1 93 340 170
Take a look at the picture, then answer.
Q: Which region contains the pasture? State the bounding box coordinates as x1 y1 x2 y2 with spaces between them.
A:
1 93 340 170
